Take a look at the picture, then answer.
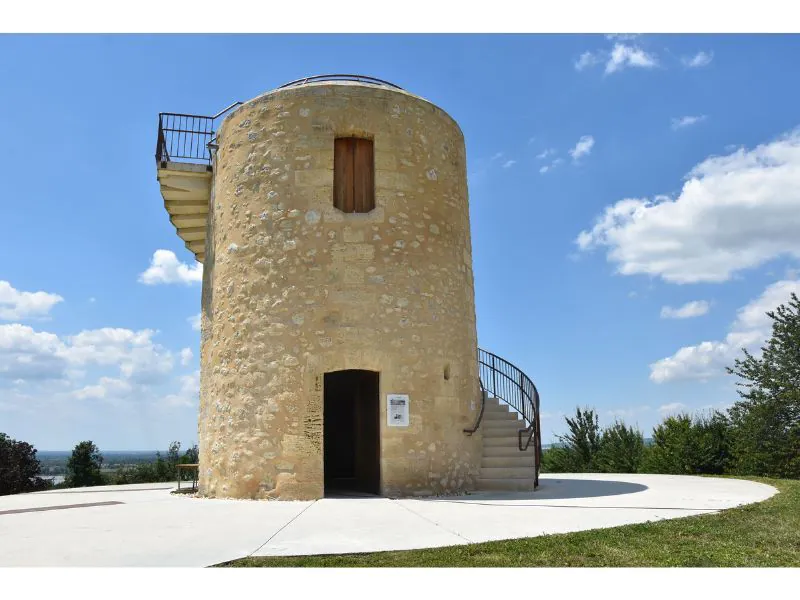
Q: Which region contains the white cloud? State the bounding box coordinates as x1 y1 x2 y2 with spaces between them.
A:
574 51 601 71
139 250 202 285
180 347 194 366
605 43 658 74
163 370 200 408
502 160 516 169
188 313 201 331
0 281 63 321
671 115 707 130
650 278 800 383
682 51 713 68
73 377 133 400
0 324 69 381
658 402 688 415
490 152 504 161
0 324 175 385
576 128 800 284
660 300 710 319
539 158 563 174
569 135 595 161
536 148 556 160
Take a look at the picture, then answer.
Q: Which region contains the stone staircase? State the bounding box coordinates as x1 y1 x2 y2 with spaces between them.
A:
476 397 537 491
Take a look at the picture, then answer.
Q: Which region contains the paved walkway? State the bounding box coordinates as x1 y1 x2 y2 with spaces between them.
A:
0 474 776 567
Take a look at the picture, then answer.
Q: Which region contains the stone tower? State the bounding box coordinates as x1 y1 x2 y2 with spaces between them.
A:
157 75 488 501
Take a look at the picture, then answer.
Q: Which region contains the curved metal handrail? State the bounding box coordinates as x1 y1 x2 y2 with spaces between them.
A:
278 74 404 90
463 378 487 435
476 347 541 486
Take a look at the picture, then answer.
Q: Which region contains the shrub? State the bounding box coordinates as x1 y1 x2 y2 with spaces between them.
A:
596 421 645 473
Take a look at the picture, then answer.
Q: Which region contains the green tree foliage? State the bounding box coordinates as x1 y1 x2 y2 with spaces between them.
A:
0 433 50 496
727 292 800 479
112 441 198 484
596 421 645 473
66 441 105 487
641 411 732 475
541 407 600 472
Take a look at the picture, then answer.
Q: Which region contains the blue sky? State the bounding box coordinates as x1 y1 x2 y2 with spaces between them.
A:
2 34 800 450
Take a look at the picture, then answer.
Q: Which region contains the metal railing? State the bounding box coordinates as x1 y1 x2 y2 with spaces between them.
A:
278 74 403 90
476 347 542 486
155 102 243 167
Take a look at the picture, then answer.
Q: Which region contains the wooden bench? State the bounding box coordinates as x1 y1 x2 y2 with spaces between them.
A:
176 463 199 491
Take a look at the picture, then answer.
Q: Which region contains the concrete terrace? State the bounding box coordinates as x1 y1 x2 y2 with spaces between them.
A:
0 474 777 567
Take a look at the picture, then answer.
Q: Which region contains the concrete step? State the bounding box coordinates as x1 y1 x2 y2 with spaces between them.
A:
476 477 536 492
482 445 536 458
481 455 535 469
482 436 523 447
481 467 534 479
483 421 525 436
482 410 521 422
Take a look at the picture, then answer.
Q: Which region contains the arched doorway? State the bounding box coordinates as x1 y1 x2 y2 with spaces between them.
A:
323 370 380 496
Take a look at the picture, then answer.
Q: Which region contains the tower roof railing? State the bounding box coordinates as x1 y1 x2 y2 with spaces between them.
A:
277 74 403 90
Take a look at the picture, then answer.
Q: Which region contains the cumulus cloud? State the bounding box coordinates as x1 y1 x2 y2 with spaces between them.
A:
605 43 658 74
188 313 201 331
650 278 800 383
73 377 133 400
576 128 800 284
682 51 713 68
0 324 175 385
0 281 63 321
569 135 595 161
660 300 710 319
180 347 194 366
502 160 517 169
536 148 556 160
671 115 707 130
163 370 200 408
139 250 202 285
0 324 69 381
576 36 657 75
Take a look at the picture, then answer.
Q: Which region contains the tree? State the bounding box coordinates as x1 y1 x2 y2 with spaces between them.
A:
0 433 50 496
541 407 601 472
182 444 199 464
66 441 105 487
642 411 733 475
596 421 645 473
641 414 694 474
727 292 800 478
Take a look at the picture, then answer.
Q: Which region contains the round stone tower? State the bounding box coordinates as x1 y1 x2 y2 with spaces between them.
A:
198 75 481 500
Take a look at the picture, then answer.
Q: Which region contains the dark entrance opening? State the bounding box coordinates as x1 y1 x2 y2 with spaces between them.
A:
323 370 380 496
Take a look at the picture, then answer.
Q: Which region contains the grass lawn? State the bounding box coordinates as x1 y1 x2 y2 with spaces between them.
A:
217 477 799 567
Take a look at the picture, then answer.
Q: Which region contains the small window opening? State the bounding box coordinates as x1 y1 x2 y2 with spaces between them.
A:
334 138 375 213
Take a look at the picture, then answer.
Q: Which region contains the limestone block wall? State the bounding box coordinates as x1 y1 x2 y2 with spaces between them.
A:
198 81 481 500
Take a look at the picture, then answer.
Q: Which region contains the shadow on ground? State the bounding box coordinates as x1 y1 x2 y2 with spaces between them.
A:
422 478 650 504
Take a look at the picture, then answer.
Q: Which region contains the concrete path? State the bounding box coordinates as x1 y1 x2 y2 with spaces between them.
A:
0 474 777 567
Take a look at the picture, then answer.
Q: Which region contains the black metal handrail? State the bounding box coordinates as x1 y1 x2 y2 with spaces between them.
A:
477 347 542 486
463 378 487 435
278 74 403 90
156 102 243 167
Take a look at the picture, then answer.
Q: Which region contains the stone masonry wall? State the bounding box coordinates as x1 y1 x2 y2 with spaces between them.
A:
198 81 481 500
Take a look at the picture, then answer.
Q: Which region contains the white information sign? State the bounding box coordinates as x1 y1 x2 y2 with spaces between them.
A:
387 394 410 427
